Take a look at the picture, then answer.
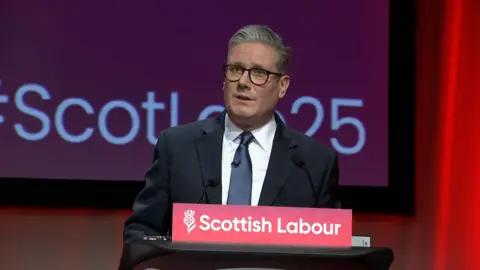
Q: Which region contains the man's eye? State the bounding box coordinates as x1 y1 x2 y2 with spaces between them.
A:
229 67 242 73
252 69 267 76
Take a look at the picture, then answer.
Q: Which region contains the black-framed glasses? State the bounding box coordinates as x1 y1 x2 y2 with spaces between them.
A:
222 64 283 86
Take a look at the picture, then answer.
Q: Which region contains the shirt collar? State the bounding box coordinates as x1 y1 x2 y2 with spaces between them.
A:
224 113 277 152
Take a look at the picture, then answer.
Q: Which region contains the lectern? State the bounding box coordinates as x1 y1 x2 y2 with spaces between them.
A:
119 236 394 270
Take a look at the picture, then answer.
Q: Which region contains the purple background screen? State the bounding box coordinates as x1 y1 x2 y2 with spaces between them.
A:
0 0 389 186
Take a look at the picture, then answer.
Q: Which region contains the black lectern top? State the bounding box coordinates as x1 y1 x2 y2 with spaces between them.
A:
120 236 394 270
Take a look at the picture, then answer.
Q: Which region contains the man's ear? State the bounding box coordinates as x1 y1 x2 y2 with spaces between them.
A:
278 75 290 98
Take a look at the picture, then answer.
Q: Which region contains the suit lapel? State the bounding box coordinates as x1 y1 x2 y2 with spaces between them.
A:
194 113 225 205
194 111 297 206
258 116 297 206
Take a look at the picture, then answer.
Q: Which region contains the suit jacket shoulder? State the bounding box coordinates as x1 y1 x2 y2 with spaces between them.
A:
161 117 217 140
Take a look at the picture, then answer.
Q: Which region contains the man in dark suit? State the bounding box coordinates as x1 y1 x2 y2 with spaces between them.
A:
123 24 341 243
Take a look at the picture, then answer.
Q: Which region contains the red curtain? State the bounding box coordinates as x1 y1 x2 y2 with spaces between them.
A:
433 0 480 268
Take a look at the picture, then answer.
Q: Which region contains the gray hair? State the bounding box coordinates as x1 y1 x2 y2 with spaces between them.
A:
228 25 292 74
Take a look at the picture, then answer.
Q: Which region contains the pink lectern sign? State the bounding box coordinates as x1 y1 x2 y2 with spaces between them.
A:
172 203 352 247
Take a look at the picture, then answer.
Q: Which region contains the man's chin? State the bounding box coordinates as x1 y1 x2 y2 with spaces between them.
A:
228 109 255 120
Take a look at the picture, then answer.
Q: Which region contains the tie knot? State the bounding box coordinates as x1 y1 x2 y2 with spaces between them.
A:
239 131 255 146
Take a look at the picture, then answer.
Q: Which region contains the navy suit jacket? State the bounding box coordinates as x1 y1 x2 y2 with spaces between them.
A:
123 111 341 243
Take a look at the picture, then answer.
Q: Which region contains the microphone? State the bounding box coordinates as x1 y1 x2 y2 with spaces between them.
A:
291 152 318 207
197 178 220 204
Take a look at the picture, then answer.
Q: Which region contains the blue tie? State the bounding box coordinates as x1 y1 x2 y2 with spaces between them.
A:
227 131 255 205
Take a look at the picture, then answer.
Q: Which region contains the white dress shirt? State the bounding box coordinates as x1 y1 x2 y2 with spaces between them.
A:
221 114 277 206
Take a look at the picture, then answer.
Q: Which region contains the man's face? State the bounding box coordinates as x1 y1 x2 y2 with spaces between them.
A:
223 42 290 123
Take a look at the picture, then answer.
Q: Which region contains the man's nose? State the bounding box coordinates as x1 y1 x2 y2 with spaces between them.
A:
238 70 251 88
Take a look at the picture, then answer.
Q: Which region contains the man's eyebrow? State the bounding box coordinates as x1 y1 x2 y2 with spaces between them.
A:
250 63 269 70
229 62 269 70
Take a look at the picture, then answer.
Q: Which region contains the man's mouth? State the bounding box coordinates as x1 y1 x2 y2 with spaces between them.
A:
236 95 252 101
